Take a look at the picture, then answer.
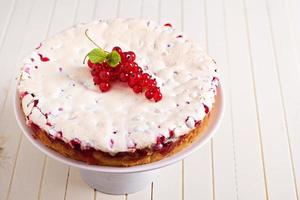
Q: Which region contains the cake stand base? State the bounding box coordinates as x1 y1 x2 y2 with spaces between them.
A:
80 169 158 195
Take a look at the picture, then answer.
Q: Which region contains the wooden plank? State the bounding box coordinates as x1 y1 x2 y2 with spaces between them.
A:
65 168 94 200
17 0 56 57
123 0 158 200
127 186 152 200
160 0 182 29
152 163 182 200
74 1 164 199
267 0 300 196
47 0 79 37
183 0 207 48
96 192 125 200
0 0 54 199
141 0 159 21
182 0 214 200
285 0 300 57
39 158 69 200
91 1 125 199
6 139 45 200
93 0 119 20
55 0 124 199
0 110 22 200
0 0 34 116
150 0 183 199
119 0 142 18
0 0 17 113
6 0 80 200
41 1 96 200
74 0 96 24
205 0 238 199
66 2 126 200
223 0 267 199
0 0 16 49
0 0 16 67
184 151 213 200
243 0 298 199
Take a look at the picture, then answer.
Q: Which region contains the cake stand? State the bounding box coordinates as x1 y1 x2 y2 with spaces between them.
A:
14 85 224 195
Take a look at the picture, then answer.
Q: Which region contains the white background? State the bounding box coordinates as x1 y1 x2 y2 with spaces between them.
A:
0 0 299 199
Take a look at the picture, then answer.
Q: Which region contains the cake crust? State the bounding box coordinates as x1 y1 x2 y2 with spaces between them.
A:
30 110 212 167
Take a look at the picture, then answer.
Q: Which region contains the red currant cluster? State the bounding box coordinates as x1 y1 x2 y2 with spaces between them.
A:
87 46 163 102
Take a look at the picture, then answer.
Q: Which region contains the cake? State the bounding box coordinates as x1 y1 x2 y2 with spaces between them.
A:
18 18 219 167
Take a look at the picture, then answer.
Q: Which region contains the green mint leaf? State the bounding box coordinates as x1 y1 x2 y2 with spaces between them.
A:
106 51 121 67
87 48 108 64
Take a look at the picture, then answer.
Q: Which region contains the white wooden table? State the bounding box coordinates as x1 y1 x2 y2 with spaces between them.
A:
0 0 299 199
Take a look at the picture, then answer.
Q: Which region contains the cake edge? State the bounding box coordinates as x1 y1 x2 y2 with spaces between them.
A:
23 103 215 167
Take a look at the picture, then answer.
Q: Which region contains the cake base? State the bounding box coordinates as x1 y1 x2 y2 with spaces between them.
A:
30 110 211 167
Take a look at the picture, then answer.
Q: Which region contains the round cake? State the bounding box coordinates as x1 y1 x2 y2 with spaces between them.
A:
18 18 219 166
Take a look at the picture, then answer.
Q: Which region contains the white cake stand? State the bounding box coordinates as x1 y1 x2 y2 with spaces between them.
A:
14 85 224 195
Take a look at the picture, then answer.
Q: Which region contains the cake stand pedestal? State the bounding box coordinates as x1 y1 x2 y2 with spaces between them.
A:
79 169 158 194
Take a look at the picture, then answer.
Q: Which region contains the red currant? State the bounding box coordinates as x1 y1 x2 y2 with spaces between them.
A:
38 54 50 62
91 69 98 76
133 66 143 73
93 77 101 84
203 104 209 114
169 130 175 138
133 85 142 93
153 91 163 102
99 70 110 81
145 90 154 99
164 23 172 27
132 62 138 68
128 73 141 87
102 62 112 71
99 82 110 92
142 73 150 80
112 46 122 54
93 65 101 73
88 60 95 68
119 72 129 82
147 79 157 88
124 51 136 63
110 72 120 81
141 78 149 87
87 46 163 102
